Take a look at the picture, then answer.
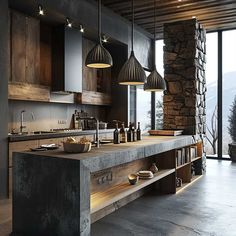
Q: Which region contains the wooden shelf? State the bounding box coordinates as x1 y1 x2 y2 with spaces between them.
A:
176 175 202 193
176 162 191 170
91 168 175 214
191 156 202 162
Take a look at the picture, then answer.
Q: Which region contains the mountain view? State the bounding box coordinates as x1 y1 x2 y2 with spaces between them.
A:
206 71 236 155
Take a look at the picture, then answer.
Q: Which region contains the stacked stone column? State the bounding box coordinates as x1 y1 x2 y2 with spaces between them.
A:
163 19 206 167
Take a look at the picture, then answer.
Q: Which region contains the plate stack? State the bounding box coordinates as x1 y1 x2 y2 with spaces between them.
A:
137 170 154 179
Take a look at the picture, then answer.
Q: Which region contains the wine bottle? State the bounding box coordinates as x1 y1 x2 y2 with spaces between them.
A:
127 122 133 142
137 122 141 140
120 122 127 143
113 123 120 144
132 123 137 142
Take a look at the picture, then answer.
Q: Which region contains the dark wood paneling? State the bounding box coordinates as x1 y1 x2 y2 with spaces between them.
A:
25 16 40 84
10 10 40 84
11 10 26 83
40 23 52 86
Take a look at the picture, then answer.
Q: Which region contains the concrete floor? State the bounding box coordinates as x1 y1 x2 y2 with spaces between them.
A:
1 160 236 236
92 160 236 236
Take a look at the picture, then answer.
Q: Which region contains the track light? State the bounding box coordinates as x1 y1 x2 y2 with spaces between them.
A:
102 35 108 43
38 4 44 16
80 25 84 33
66 18 72 28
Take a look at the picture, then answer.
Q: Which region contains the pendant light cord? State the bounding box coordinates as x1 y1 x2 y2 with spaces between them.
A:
131 0 134 52
154 0 156 68
99 0 102 43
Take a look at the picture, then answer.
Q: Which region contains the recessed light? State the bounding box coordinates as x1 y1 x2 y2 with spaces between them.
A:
178 0 182 2
192 16 196 19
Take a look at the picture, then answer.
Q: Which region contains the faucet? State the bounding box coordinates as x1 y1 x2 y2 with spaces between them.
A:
20 110 35 134
78 117 100 148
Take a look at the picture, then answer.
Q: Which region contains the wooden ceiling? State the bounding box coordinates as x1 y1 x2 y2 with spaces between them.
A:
102 0 236 38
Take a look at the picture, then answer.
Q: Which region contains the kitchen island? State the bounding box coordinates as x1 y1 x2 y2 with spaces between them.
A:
11 135 202 236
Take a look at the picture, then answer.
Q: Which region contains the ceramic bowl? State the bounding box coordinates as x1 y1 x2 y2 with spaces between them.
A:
128 174 139 185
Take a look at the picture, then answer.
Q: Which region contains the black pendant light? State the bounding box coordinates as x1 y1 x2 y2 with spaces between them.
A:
118 0 146 85
144 0 166 92
85 0 113 68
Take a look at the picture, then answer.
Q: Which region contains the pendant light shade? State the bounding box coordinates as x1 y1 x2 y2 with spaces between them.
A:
85 0 113 68
118 0 146 85
85 43 113 68
144 0 166 91
144 68 166 91
118 51 146 85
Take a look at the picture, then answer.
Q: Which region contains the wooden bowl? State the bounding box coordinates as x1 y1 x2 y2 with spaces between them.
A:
63 142 92 153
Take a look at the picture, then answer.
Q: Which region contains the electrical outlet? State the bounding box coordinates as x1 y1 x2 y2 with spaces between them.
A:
58 120 67 125
97 171 112 185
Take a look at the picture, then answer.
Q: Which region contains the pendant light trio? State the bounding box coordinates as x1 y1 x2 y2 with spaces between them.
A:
85 0 166 91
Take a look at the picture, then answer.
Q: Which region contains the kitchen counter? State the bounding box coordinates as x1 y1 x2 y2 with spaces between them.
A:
8 129 114 142
12 135 196 236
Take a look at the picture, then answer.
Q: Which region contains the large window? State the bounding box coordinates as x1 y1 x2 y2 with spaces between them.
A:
136 71 151 132
222 30 236 157
205 33 218 156
155 40 164 129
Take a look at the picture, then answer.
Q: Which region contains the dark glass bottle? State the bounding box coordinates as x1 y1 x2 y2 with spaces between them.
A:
137 122 142 140
113 123 120 144
127 122 133 142
120 122 127 143
132 123 137 142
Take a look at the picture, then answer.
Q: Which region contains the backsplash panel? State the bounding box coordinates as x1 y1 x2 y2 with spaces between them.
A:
8 100 108 133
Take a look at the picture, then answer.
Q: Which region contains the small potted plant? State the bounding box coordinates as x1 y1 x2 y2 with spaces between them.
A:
228 96 236 161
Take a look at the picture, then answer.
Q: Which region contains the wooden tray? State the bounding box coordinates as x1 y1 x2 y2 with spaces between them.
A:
148 130 183 136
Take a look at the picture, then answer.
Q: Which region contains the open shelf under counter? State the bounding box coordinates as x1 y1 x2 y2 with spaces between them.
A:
91 168 175 214
176 175 202 193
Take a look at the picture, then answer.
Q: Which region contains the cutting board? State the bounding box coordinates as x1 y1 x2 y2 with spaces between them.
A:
148 130 183 136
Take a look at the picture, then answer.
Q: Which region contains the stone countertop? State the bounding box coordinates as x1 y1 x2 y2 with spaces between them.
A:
8 129 114 142
16 135 196 172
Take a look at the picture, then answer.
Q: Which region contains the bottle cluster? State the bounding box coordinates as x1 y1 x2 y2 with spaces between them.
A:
113 122 141 144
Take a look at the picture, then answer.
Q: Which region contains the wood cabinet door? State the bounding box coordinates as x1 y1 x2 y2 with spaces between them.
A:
25 16 40 84
11 10 26 83
10 10 40 84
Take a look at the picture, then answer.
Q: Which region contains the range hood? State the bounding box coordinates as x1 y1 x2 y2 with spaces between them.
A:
52 25 82 93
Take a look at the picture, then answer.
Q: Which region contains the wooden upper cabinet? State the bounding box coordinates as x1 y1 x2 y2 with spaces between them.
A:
10 10 40 84
52 26 83 93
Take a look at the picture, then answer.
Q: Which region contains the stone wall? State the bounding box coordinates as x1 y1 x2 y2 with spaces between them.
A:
163 19 206 168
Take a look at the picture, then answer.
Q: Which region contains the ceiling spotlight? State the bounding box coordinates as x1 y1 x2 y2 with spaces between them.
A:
80 25 84 33
192 16 196 19
38 4 44 16
102 35 108 43
66 18 72 28
178 0 182 2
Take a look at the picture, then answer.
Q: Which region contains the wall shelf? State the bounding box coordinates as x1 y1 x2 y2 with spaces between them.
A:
91 168 175 214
